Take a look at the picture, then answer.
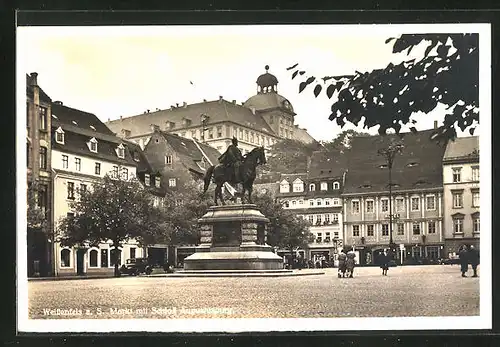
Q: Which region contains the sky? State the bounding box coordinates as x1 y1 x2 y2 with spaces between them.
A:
17 24 484 141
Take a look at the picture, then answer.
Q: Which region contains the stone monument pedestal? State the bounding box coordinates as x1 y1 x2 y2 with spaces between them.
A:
183 204 283 271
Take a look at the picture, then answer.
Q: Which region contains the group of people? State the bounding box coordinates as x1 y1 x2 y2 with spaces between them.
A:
458 244 480 278
337 248 356 278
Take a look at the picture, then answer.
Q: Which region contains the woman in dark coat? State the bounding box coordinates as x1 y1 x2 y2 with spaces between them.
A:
337 249 347 278
458 245 469 277
380 250 389 276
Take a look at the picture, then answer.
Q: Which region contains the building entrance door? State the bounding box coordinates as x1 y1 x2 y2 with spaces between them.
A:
76 249 86 275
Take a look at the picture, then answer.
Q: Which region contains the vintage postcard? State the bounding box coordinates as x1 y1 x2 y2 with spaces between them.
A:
17 22 491 333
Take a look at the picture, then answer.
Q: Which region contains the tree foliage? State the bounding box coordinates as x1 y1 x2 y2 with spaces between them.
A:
27 180 48 232
253 193 314 252
260 138 321 174
57 175 166 276
288 34 479 141
320 129 371 153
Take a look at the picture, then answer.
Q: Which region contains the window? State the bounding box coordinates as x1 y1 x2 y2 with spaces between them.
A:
452 192 463 208
352 200 360 214
62 155 68 169
473 216 480 233
239 129 243 139
452 167 462 183
353 225 360 237
75 157 81 171
284 201 290 208
366 200 374 213
144 173 150 186
426 195 436 210
381 199 389 213
325 232 331 242
316 215 322 225
324 214 330 223
291 200 296 206
130 247 136 259
428 221 436 234
333 182 340 190
309 199 314 206
332 198 340 206
396 198 405 212
169 178 176 187
412 222 421 235
298 200 303 205
88 138 98 153
472 190 480 207
270 115 274 124
249 132 254 143
117 144 125 158
382 224 389 236
37 184 48 214
316 233 322 243
208 128 214 139
95 162 101 175
427 246 439 260
121 168 128 180
325 199 330 206
334 231 339 238
397 223 404 235
112 166 118 179
101 249 108 267
55 127 65 144
89 250 98 267
155 176 161 188
316 199 322 206
411 197 420 211
308 215 314 224
80 184 87 194
453 217 463 233
280 182 290 193
67 181 75 200
293 181 304 192
244 130 248 141
39 106 47 130
165 155 172 165
39 147 47 169
367 224 374 236
320 182 328 191
191 130 196 139
309 183 315 191
332 214 339 223
60 249 70 267
110 248 122 267
472 166 479 181
181 132 186 138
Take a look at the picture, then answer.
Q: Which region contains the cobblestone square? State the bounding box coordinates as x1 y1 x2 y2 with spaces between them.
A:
28 265 480 319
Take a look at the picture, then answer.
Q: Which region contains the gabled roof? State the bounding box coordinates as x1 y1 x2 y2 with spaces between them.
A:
308 150 348 179
443 136 479 161
105 99 277 138
292 127 316 144
124 140 153 173
343 129 447 194
279 173 308 183
26 74 52 103
52 102 115 135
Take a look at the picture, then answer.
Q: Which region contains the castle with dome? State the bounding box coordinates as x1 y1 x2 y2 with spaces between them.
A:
105 66 316 156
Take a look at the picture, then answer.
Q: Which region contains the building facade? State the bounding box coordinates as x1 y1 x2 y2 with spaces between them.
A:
26 72 53 276
50 101 148 276
442 136 480 255
105 66 315 155
342 130 447 265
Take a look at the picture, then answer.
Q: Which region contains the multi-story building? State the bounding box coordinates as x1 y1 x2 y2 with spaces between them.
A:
26 72 53 276
50 101 152 276
442 136 480 255
105 66 315 155
342 129 447 265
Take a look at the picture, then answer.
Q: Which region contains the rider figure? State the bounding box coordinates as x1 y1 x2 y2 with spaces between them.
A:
218 137 244 182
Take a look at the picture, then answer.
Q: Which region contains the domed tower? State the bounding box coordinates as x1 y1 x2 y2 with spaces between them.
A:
244 66 296 141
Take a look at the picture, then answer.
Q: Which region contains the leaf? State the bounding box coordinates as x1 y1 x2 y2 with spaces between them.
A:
385 37 395 44
305 76 316 86
299 71 306 75
424 40 438 57
286 63 299 71
299 82 308 93
292 71 298 80
409 127 418 134
322 76 335 82
469 127 475 135
313 84 322 97
326 84 336 99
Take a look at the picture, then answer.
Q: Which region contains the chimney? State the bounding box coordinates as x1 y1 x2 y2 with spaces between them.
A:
250 107 256 115
54 100 63 105
147 109 150 113
120 116 123 121
29 72 38 86
170 106 175 110
203 99 207 102
434 120 438 129
218 96 223 103
176 103 179 107
150 124 160 132
183 102 187 108
232 100 236 104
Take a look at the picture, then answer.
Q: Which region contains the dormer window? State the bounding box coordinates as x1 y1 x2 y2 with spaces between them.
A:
116 143 125 158
379 164 388 169
407 162 419 168
155 176 161 188
88 137 98 153
144 173 150 186
280 180 290 193
292 178 304 193
320 182 328 191
309 183 316 191
333 182 340 190
55 127 65 144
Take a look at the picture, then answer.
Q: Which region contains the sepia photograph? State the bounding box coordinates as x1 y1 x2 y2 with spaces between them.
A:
16 22 491 333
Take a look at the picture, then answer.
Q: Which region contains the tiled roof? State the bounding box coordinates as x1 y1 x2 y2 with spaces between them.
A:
443 136 479 161
52 103 115 135
308 150 348 179
243 92 295 114
292 127 316 144
26 74 52 103
123 140 152 173
105 99 277 138
343 129 447 194
279 173 308 183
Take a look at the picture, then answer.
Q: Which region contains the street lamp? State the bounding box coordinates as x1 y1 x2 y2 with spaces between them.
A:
377 140 404 255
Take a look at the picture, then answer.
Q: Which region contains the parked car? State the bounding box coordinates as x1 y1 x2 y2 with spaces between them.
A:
120 258 153 275
440 257 461 265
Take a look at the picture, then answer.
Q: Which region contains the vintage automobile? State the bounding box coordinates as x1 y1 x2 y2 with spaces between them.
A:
120 258 153 276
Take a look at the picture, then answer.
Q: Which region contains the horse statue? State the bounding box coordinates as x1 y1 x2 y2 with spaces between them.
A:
203 146 266 205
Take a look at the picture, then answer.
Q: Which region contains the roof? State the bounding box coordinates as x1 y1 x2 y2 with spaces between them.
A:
308 150 348 179
443 136 479 161
256 68 279 88
26 74 52 103
52 102 115 135
343 129 447 195
292 127 316 144
105 99 276 138
279 173 308 183
123 140 152 173
243 92 295 114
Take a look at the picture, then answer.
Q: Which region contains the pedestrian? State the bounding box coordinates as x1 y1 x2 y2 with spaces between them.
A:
346 248 356 278
468 245 479 277
337 249 347 278
458 245 469 277
380 250 389 276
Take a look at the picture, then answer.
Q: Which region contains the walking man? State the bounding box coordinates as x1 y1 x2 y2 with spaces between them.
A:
468 245 480 277
458 245 469 277
380 250 389 276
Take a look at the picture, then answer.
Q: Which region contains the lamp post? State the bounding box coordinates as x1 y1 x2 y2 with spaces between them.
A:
377 140 404 255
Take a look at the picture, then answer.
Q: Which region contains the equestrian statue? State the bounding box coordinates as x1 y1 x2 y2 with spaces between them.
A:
203 137 266 205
